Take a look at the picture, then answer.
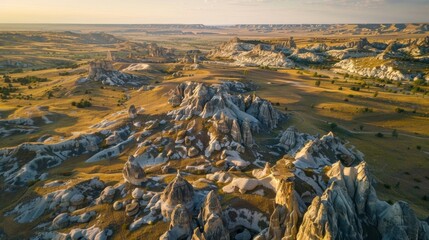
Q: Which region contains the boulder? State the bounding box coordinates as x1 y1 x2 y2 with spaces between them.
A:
70 193 85 206
52 213 70 229
113 201 123 211
188 146 199 158
126 202 140 217
132 188 144 199
98 186 116 204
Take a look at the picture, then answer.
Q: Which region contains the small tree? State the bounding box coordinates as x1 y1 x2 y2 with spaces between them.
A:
395 107 405 113
3 75 11 83
315 80 321 87
359 125 364 131
373 91 378 98
329 122 338 130
375 132 384 138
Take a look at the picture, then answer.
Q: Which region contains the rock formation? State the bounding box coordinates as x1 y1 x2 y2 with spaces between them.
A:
241 120 254 147
160 204 193 240
230 119 242 143
166 81 282 159
193 191 229 240
123 155 146 186
128 105 137 119
296 162 429 240
86 59 146 86
208 38 295 68
160 171 194 219
269 179 302 240
293 132 362 168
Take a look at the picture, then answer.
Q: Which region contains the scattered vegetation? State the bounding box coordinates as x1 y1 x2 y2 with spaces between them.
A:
72 99 92 108
375 132 384 138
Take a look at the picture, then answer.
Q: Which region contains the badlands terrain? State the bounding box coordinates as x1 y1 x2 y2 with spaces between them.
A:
0 24 428 240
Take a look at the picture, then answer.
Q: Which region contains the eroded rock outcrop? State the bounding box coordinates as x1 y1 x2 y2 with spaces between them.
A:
296 162 429 240
86 60 146 86
258 178 302 240
293 132 362 169
166 81 282 160
161 172 194 219
160 204 193 240
193 191 229 240
208 38 295 68
123 155 146 186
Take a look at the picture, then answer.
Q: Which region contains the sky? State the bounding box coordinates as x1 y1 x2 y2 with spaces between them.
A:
0 0 428 25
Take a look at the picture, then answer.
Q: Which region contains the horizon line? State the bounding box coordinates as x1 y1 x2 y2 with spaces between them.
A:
0 22 428 26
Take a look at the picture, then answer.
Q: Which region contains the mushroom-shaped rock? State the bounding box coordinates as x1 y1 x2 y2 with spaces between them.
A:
123 155 146 186
160 204 193 240
161 171 194 219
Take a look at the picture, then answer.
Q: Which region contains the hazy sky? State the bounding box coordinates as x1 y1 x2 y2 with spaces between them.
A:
0 0 428 24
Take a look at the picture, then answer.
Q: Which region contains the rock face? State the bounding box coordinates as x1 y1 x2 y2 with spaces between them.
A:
268 179 302 240
193 191 229 240
123 155 146 186
230 119 242 143
160 204 193 240
209 38 295 68
296 161 429 240
241 120 253 147
278 126 305 152
334 58 412 81
86 60 146 86
293 132 362 169
160 172 194 219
